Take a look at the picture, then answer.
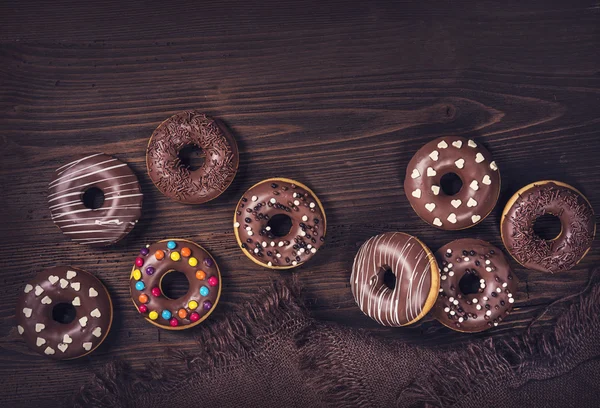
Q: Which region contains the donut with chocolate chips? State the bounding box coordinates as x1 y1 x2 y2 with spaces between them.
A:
351 232 440 327
130 239 221 330
233 178 326 269
15 266 113 360
146 111 239 204
404 136 500 230
501 181 595 273
432 239 518 333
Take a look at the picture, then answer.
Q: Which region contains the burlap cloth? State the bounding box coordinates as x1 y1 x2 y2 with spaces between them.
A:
72 271 600 407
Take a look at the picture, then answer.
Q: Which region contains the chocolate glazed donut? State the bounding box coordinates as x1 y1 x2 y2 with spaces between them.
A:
404 137 500 230
146 111 239 204
351 232 440 327
431 239 517 332
48 153 143 246
501 181 595 273
16 266 113 360
233 178 326 269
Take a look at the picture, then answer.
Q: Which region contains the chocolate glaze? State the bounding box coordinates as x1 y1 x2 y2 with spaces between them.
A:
501 181 595 273
234 178 326 269
48 153 142 246
351 232 439 327
16 266 113 360
130 239 221 329
404 137 500 230
146 111 239 204
432 239 517 333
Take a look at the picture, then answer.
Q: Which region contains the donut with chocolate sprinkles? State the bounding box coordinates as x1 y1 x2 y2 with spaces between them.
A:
501 181 595 273
146 111 239 204
432 239 518 333
233 178 326 269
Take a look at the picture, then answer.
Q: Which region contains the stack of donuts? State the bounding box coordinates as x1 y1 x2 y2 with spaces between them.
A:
15 112 596 360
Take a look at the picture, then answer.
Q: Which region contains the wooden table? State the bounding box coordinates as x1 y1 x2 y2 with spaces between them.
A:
1 1 599 406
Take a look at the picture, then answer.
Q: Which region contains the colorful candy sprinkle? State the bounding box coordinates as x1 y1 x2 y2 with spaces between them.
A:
169 318 179 327
208 276 218 287
167 241 177 250
155 250 165 260
195 270 206 280
181 247 191 257
149 311 158 320
204 258 214 267
188 257 198 267
135 257 144 267
170 251 181 261
135 281 145 291
140 248 149 256
139 304 148 313
132 269 142 280
188 300 198 310
138 294 149 304
200 286 209 296
203 300 212 310
151 287 161 297
178 309 187 319
145 267 155 275
161 310 172 320
189 312 200 322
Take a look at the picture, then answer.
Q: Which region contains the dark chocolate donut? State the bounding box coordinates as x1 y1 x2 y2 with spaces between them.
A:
48 153 143 246
351 232 439 327
233 178 326 269
130 239 221 330
431 239 517 332
404 137 500 230
501 181 595 273
146 111 239 204
16 266 113 360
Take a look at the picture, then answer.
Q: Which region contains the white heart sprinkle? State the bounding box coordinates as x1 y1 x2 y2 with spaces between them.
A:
455 158 465 169
411 169 420 179
427 167 437 177
60 279 69 289
35 323 45 332
79 316 88 327
58 343 68 353
17 325 24 335
23 308 32 317
447 213 457 224
437 140 448 149
467 197 478 207
24 284 33 293
425 203 436 212
83 342 93 351
41 296 52 305
63 334 73 344
234 222 240 228
70 282 80 291
90 308 101 318
475 152 485 163
429 150 439 161
490 161 498 171
452 140 463 148
468 140 477 148
44 346 55 355
36 337 46 347
411 189 422 198
251 195 258 202
48 275 59 285
92 327 102 338
472 215 482 223
34 285 44 296
470 180 479 191
433 218 443 227
89 287 98 298
66 270 77 279
451 199 462 209
482 175 491 185
431 185 440 195
72 296 81 306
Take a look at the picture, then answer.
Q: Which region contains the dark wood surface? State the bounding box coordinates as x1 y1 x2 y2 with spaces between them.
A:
1 1 599 406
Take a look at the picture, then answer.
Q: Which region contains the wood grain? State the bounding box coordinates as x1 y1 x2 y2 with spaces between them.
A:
1 1 599 406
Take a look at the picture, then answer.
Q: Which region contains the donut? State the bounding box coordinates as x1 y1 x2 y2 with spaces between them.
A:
501 181 595 273
233 178 326 269
404 137 500 230
130 239 221 329
350 232 440 327
15 266 113 360
146 111 239 204
48 153 143 246
431 239 517 332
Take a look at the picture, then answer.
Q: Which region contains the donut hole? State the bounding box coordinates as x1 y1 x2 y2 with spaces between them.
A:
81 187 105 209
381 266 396 290
458 272 480 296
533 213 562 241
266 214 293 237
160 270 190 300
178 144 206 171
52 303 77 324
440 173 463 196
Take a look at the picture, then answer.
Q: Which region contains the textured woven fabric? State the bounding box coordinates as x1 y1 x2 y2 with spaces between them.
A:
72 272 600 408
